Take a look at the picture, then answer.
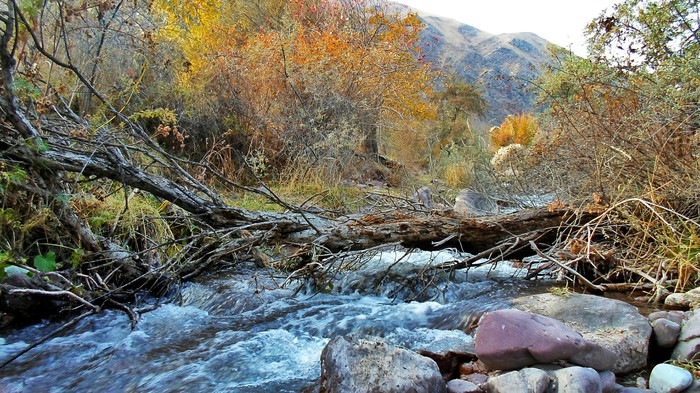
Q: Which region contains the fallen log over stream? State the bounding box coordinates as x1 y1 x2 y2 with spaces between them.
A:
310 207 595 253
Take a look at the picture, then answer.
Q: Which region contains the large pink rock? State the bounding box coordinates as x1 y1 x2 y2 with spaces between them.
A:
475 309 587 370
514 293 651 373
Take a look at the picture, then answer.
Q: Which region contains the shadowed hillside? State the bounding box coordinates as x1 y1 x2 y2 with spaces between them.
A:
393 3 559 125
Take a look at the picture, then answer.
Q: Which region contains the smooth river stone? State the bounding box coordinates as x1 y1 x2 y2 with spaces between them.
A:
649 363 693 393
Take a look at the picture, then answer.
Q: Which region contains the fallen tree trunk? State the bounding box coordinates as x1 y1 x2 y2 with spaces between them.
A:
310 207 593 253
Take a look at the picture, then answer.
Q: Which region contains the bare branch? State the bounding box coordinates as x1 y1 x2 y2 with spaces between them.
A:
7 288 100 310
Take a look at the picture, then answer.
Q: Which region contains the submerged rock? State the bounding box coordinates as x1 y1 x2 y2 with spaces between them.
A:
513 293 652 373
319 335 446 393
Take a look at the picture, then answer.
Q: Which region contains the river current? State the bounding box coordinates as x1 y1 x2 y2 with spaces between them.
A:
0 248 554 392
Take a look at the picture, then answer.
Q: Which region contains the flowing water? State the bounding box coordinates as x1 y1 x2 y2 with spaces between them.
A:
0 248 555 392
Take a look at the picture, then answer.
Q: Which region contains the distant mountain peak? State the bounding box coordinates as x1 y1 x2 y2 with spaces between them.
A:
388 1 558 125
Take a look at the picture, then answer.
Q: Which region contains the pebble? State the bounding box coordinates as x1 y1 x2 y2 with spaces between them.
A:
447 379 482 393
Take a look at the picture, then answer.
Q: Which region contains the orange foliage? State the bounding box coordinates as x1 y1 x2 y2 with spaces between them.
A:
153 0 438 168
489 113 538 149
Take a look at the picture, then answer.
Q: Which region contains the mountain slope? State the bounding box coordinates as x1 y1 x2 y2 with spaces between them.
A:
393 4 558 125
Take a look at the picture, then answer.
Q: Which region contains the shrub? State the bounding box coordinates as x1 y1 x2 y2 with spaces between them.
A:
535 0 700 291
489 114 538 149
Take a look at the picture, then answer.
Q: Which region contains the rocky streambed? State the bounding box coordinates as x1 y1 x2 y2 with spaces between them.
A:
320 292 700 393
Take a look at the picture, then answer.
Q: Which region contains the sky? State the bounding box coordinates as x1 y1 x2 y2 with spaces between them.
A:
395 0 621 56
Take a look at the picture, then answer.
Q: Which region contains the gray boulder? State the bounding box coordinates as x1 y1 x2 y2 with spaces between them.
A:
672 310 700 361
513 293 652 373
475 309 587 370
649 363 693 393
319 335 446 393
454 190 499 216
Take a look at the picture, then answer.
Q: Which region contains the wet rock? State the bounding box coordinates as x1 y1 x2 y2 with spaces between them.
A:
485 368 550 393
447 379 482 393
319 336 446 393
649 363 693 393
665 288 700 310
672 311 700 361
651 318 681 348
454 190 498 216
475 309 586 370
513 293 652 373
550 366 601 393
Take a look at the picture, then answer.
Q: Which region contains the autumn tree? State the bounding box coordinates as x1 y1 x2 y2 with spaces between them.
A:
152 0 439 180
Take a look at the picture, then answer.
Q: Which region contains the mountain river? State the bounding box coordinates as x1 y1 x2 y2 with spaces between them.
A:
0 248 556 392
